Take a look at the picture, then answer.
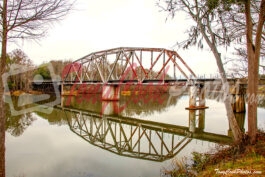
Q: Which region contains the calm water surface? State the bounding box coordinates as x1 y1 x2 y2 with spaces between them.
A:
5 93 265 177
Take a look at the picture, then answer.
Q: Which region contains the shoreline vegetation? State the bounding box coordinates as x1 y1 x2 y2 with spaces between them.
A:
161 131 265 177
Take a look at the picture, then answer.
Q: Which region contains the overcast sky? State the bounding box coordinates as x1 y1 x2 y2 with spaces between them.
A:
8 0 225 76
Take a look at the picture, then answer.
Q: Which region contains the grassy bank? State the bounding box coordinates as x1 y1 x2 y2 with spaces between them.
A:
162 132 265 177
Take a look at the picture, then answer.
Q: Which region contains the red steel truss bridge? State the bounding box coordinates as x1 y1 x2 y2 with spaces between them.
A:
61 47 197 84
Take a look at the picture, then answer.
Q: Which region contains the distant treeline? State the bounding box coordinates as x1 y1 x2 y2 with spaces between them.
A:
5 48 72 92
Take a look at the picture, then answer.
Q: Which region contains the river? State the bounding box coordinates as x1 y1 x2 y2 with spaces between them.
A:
5 92 265 177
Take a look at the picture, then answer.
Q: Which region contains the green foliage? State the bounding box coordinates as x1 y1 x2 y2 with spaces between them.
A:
7 81 16 90
206 0 220 10
192 152 210 172
34 64 51 80
206 0 244 11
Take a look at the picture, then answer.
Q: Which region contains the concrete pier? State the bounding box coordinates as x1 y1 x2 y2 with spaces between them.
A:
102 101 120 115
189 86 197 108
102 85 120 101
186 84 208 110
189 110 196 133
188 109 206 133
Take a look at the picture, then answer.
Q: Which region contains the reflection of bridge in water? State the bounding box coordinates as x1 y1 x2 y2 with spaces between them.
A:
57 105 234 162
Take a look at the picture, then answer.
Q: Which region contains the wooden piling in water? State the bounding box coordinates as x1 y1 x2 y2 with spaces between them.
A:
230 83 246 113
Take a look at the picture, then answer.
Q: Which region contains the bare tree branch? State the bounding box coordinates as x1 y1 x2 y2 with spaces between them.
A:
1 0 75 40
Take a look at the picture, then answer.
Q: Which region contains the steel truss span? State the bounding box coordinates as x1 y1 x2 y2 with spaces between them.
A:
60 107 232 162
62 47 196 84
65 108 192 162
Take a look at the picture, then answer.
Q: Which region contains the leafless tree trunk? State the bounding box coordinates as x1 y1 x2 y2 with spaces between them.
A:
194 5 243 144
245 0 265 144
0 88 5 177
0 0 8 175
224 1 265 78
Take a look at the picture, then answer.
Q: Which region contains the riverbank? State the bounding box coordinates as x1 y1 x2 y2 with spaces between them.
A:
5 90 43 96
163 131 265 177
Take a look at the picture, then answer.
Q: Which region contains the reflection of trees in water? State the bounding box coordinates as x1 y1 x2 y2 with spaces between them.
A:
5 97 36 137
6 93 182 137
31 94 73 125
62 93 181 117
5 95 67 136
62 94 102 113
35 108 69 125
6 113 35 137
120 93 181 117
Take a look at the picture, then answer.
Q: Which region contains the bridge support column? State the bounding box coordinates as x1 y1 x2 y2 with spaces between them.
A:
189 110 196 133
187 84 208 109
230 83 246 113
102 85 120 101
198 109 205 131
102 101 120 115
187 84 207 133
189 86 197 108
188 109 206 133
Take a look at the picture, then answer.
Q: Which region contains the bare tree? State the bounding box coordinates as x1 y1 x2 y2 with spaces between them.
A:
204 0 265 144
245 0 265 144
225 47 265 78
159 0 265 144
158 0 243 143
223 1 265 78
0 0 74 176
0 1 8 176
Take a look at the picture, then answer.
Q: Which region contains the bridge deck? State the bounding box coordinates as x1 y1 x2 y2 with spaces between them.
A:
33 78 241 85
